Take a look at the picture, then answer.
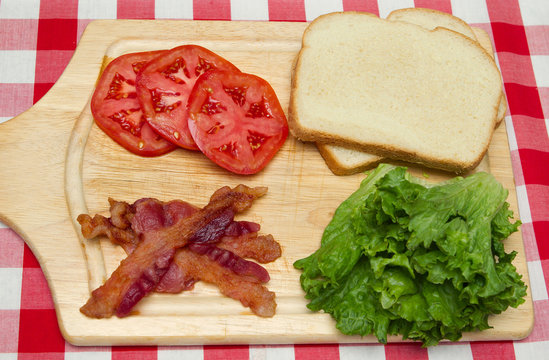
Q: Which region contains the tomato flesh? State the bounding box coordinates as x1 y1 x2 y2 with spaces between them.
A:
187 70 289 175
136 45 240 150
91 50 177 157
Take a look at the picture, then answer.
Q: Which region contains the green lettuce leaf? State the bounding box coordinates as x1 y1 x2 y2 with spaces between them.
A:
294 164 526 346
294 163 395 298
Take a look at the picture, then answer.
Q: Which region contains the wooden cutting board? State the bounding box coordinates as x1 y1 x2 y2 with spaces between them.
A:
0 19 534 346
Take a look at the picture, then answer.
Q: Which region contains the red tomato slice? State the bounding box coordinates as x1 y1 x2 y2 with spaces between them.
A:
187 70 289 175
136 45 240 150
91 50 177 157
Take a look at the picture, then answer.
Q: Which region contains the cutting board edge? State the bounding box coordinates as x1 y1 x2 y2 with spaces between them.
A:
57 304 535 347
58 316 535 347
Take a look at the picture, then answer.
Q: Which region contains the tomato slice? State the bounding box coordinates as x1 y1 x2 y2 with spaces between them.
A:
136 45 240 150
91 50 177 157
187 70 289 175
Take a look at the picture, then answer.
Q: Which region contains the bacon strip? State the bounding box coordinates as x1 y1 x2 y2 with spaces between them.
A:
218 233 281 263
78 197 140 255
173 249 277 317
188 243 270 283
155 261 198 294
153 243 278 317
78 200 280 264
77 187 278 316
108 198 133 229
79 185 267 318
131 198 198 235
77 198 198 254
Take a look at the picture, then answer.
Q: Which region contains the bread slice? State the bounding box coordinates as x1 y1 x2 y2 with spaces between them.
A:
315 144 381 176
314 10 506 175
289 11 502 173
388 7 479 41
471 26 507 124
388 8 506 124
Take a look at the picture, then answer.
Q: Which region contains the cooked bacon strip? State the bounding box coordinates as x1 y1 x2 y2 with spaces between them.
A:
77 213 139 254
224 221 260 236
216 220 282 263
154 243 274 296
78 199 279 264
188 243 270 283
155 261 198 293
78 188 280 316
108 198 133 229
78 198 198 254
131 198 198 235
173 249 277 317
79 185 267 318
218 233 282 263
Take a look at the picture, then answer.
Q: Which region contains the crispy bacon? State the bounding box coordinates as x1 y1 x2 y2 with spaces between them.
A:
153 243 275 297
188 243 270 283
173 249 276 317
78 198 198 254
77 186 279 316
78 199 280 264
79 185 267 318
154 233 279 296
131 198 198 235
108 198 133 229
152 249 277 317
77 212 139 254
224 221 260 236
218 233 281 263
155 261 198 293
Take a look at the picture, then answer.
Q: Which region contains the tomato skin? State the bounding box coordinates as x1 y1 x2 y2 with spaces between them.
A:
136 45 240 150
91 50 177 157
187 70 289 175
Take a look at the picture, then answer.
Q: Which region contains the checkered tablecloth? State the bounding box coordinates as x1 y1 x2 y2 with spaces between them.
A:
1 0 548 359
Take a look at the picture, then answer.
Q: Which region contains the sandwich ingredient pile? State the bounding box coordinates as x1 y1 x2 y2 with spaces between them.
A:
289 10 504 174
294 164 527 346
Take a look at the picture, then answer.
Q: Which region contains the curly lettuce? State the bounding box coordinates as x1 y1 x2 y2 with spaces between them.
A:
294 164 526 346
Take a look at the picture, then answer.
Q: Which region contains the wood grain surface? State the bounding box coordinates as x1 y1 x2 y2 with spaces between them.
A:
0 19 533 345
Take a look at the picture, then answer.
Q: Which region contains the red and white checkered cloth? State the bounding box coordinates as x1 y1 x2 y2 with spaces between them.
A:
1 0 548 359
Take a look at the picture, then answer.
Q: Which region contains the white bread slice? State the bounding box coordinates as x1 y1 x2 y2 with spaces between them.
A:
388 8 506 124
388 7 479 41
289 11 502 173
315 11 506 175
316 144 383 175
471 26 507 124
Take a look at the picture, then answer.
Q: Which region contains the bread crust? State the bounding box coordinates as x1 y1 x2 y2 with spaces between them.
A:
388 7 479 41
315 143 383 175
307 127 491 174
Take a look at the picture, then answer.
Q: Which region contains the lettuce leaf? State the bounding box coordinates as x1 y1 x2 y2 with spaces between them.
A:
294 164 526 346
